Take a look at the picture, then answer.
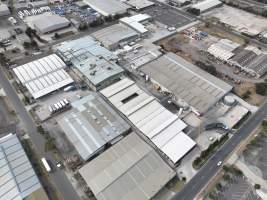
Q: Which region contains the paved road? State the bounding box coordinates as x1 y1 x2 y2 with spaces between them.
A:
172 101 267 200
0 66 80 200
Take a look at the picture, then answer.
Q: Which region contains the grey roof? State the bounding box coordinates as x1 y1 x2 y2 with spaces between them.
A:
58 93 130 160
79 133 175 200
56 36 124 88
33 15 70 33
0 134 41 200
83 0 129 16
245 54 267 76
140 53 233 113
91 24 139 49
0 3 10 16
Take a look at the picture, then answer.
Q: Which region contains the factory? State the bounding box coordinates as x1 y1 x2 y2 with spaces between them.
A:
79 133 176 200
190 0 223 13
119 14 151 35
13 54 74 99
0 3 10 16
140 53 233 114
123 0 155 10
55 36 124 90
207 39 241 61
83 0 129 17
230 46 267 78
91 23 140 50
58 93 130 161
101 78 196 165
0 134 48 200
32 14 70 34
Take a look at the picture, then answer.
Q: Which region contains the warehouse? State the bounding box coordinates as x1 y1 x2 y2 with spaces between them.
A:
83 0 129 17
101 78 196 164
92 24 139 50
33 14 70 34
55 36 124 90
0 134 44 200
207 39 241 61
79 133 176 200
230 46 267 78
123 0 155 10
119 14 151 35
0 3 10 16
140 53 233 114
190 0 223 13
58 94 130 160
13 54 74 99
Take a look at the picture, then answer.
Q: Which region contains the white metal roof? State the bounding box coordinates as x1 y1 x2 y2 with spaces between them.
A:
191 0 222 12
101 78 195 163
13 54 73 99
0 134 41 200
120 14 150 34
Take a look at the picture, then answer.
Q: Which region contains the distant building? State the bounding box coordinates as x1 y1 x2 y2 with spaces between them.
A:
0 3 10 16
91 24 140 50
33 14 70 34
83 0 129 17
230 46 267 78
123 0 155 10
55 36 124 90
79 133 176 200
190 0 223 13
58 93 130 160
0 134 48 200
119 14 151 35
168 0 191 7
101 78 196 165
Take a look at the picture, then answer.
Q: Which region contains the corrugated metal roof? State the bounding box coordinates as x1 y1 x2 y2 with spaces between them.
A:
101 78 195 164
0 134 41 200
58 93 130 160
55 36 124 88
191 0 222 12
13 54 73 99
140 53 233 113
79 133 175 200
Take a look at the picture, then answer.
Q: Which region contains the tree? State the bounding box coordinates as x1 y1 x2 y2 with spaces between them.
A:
254 184 261 190
255 82 267 95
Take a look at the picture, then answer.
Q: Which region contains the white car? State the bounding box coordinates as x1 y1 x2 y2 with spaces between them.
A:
217 161 222 166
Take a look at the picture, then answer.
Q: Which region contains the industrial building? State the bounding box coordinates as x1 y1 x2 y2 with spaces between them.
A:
33 14 70 34
119 14 151 35
230 46 267 78
140 53 233 113
83 0 129 17
79 133 176 200
91 24 140 50
190 0 223 13
0 3 10 16
168 0 191 7
101 78 196 164
55 36 124 90
123 0 155 10
0 134 46 200
13 54 74 99
207 39 241 61
58 94 130 160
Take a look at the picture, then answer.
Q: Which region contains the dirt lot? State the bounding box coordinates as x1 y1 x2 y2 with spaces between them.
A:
233 82 265 106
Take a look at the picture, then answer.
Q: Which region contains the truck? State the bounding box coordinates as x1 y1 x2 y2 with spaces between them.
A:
41 158 52 172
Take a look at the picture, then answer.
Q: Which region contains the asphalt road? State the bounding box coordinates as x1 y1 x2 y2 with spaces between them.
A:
0 66 80 200
172 101 267 200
